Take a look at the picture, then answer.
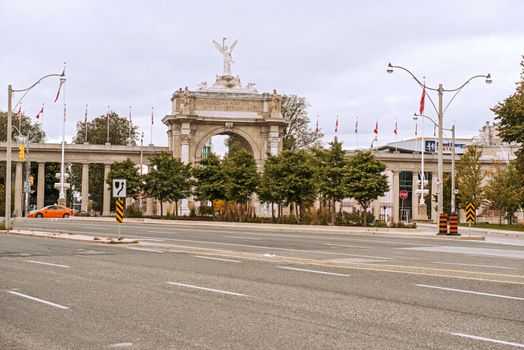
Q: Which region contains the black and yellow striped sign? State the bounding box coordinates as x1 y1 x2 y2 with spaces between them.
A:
465 202 476 223
115 199 124 224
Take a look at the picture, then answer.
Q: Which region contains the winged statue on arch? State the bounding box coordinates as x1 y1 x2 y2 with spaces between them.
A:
213 38 238 76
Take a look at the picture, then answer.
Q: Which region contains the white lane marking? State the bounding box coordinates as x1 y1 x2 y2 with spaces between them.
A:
6 290 69 309
451 332 524 348
127 247 163 253
138 238 165 242
25 260 70 268
166 282 247 297
141 237 395 259
109 343 133 348
415 284 524 301
432 261 517 270
401 246 524 260
325 243 372 249
223 235 261 240
278 266 351 277
193 255 241 263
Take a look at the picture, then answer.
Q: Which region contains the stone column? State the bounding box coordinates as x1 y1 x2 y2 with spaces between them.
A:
14 162 23 216
37 162 45 209
179 124 191 215
411 172 418 221
431 171 438 223
81 163 89 213
392 171 400 224
145 197 154 216
102 164 111 216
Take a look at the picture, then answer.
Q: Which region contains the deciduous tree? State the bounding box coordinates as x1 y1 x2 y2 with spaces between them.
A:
345 151 389 226
456 146 484 210
192 153 226 214
281 95 323 150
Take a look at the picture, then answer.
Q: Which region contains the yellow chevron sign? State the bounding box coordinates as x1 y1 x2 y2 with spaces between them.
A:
465 202 476 223
115 199 124 224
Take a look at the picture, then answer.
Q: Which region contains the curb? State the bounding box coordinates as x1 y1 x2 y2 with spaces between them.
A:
2 229 139 244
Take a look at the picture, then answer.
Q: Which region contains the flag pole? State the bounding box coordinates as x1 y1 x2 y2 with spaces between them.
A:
355 116 359 150
395 117 398 152
58 62 67 206
150 107 154 146
128 106 132 144
106 105 110 144
84 104 88 144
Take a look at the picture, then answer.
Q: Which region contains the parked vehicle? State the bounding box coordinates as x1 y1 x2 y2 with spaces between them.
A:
28 205 75 218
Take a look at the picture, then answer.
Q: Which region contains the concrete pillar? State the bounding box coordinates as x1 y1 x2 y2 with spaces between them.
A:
372 199 381 221
392 171 400 224
431 171 438 223
145 197 154 216
102 164 111 216
14 162 23 216
81 163 89 213
37 162 45 209
411 172 418 221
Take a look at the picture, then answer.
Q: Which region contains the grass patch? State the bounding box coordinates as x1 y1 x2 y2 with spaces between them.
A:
458 222 524 232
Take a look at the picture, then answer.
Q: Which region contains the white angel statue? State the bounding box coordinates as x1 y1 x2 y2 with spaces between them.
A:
212 38 238 76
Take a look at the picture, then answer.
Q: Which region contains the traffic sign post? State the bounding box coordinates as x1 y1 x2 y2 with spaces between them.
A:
115 199 124 239
466 202 476 233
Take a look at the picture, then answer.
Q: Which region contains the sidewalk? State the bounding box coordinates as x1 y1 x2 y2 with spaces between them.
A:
417 223 523 239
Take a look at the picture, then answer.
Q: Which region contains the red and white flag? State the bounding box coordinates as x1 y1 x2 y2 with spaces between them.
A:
315 115 319 134
373 120 379 135
335 115 339 133
419 87 426 115
354 116 359 134
15 105 22 117
128 106 132 124
84 105 88 123
393 120 398 136
35 105 44 119
151 107 154 125
54 71 65 102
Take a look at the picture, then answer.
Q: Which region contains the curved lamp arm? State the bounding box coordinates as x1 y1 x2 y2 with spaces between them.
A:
12 72 65 110
442 74 491 114
387 63 439 91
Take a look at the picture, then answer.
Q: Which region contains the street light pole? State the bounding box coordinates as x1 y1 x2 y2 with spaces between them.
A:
437 84 444 215
4 71 64 230
451 123 456 213
387 63 490 220
5 85 13 229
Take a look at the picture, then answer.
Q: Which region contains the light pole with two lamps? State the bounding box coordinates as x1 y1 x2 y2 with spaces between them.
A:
387 63 491 222
5 71 64 230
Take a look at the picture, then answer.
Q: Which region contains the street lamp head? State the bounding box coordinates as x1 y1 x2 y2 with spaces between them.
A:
387 63 394 74
485 73 492 84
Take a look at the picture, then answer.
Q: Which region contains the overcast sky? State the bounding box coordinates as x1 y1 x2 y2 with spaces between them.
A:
1 0 523 150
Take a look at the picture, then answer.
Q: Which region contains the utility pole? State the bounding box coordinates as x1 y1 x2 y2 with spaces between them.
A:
437 84 444 215
451 123 456 214
5 85 13 230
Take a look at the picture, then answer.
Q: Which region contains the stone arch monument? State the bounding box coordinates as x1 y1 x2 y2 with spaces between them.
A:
163 39 288 169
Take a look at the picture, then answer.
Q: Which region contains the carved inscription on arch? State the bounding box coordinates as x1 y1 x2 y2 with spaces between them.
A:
194 99 261 113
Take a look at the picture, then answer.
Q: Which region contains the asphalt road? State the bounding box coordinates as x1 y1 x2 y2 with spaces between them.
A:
1 218 523 349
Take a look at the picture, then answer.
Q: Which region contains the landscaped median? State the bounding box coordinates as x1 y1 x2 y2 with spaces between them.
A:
64 216 485 240
2 229 139 244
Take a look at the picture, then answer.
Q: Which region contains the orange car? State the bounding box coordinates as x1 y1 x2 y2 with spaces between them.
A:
28 205 75 218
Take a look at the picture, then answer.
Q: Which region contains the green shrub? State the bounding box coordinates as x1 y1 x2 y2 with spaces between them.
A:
125 205 143 218
373 220 388 228
198 206 214 216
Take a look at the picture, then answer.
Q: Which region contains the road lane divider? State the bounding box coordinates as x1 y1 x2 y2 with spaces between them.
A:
278 266 351 277
193 255 241 263
451 333 524 348
166 282 247 297
127 247 164 253
6 290 69 309
415 284 524 301
25 260 70 268
431 262 517 270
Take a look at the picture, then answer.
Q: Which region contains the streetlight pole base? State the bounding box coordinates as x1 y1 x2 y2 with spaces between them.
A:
57 197 66 207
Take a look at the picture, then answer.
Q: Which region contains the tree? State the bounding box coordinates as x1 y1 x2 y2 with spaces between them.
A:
71 112 138 211
0 111 46 143
258 153 286 219
222 149 259 221
192 153 226 214
315 139 348 224
224 136 246 156
278 150 318 221
345 151 389 226
143 153 192 216
106 159 142 198
484 165 522 224
456 146 484 210
491 56 524 205
281 95 323 150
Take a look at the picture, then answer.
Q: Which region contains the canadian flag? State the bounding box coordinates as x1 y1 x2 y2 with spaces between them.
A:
35 105 44 119
393 120 398 136
419 87 426 115
315 116 319 134
335 115 339 133
373 120 379 135
354 116 358 134
84 105 88 123
54 72 65 102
